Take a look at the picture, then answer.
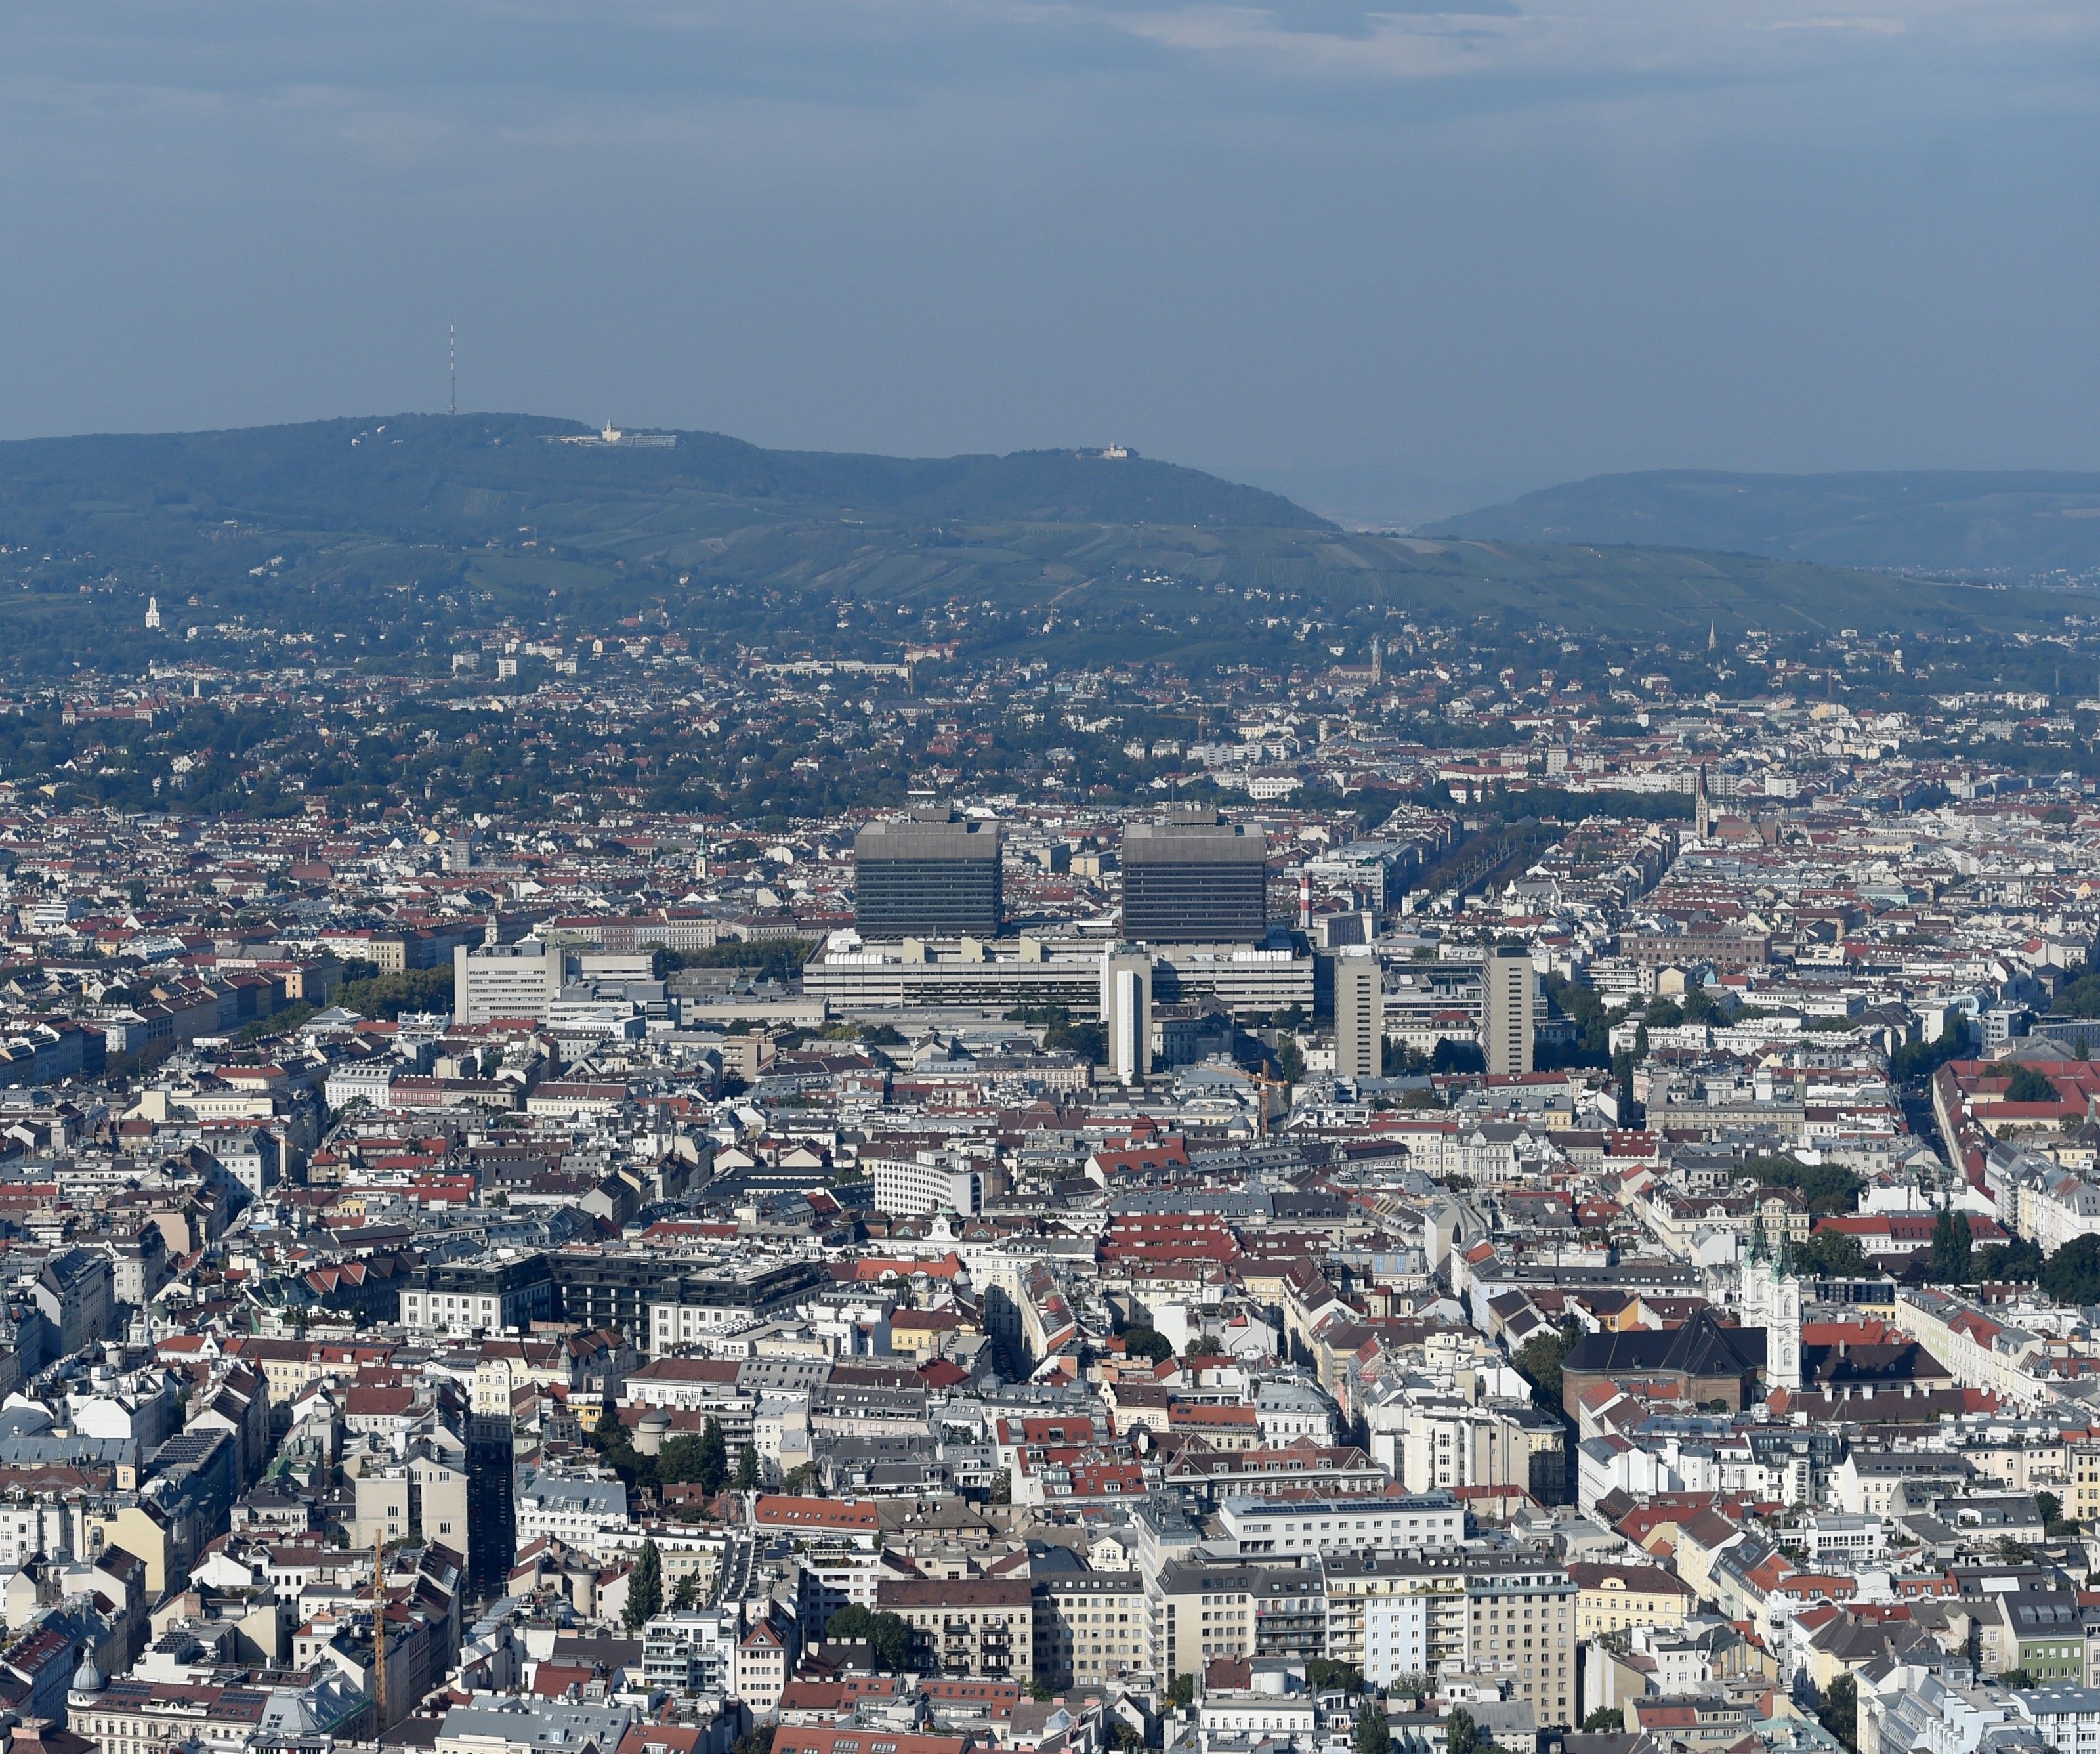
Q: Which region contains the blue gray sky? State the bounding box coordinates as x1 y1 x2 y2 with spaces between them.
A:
5 0 2099 524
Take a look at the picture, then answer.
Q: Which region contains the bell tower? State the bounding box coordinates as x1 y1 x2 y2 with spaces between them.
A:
1740 1226 1802 1396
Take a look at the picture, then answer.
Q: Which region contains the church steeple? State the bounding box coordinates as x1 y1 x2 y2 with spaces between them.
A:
1740 1218 1803 1399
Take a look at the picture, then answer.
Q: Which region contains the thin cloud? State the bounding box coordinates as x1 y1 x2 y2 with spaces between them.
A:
7 0 2097 139
1089 0 2100 87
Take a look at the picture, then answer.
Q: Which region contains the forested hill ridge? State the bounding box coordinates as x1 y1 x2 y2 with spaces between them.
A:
0 414 2080 681
1424 467 2100 582
0 414 1332 539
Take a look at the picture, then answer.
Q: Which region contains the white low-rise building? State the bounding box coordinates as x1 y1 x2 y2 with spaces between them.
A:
1219 1491 1462 1558
514 1468 629 1551
1199 1685 1319 1752
1802 1511 1887 1568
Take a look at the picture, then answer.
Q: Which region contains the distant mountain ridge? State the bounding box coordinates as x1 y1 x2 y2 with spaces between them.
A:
1423 468 2100 580
0 413 1334 536
0 416 2076 681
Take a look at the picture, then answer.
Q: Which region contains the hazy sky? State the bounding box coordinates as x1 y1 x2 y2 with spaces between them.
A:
5 0 2099 524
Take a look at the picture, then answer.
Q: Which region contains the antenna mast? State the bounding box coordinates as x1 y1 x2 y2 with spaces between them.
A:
449 324 456 417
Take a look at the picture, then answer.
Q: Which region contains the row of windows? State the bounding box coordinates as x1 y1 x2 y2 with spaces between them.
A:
80 1721 192 1742
1248 1516 1457 1533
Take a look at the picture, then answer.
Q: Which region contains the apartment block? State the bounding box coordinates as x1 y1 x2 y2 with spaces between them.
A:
877 1577 1033 1682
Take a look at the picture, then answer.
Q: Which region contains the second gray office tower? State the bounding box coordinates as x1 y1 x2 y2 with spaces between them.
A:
1120 807 1269 943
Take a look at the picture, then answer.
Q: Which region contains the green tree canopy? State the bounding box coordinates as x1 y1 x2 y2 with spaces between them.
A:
1430 1038 1486 1075
1793 1226 1870 1278
1817 1674 1858 1749
1356 1701 1393 1754
2053 968 2100 1018
823 1605 912 1671
1539 970 1617 1067
696 1415 728 1491
1975 1236 2044 1282
1741 1155 1862 1215
338 964 455 1022
1121 1326 1174 1365
1003 1004 1108 1061
1891 1031 1967 1081
2044 1234 2100 1305
1929 1205 1973 1283
656 1415 731 1495
622 1538 662 1631
664 939 816 983
1307 1659 1364 1694
2006 1064 2059 1103
1513 1316 1580 1409
1383 1039 1431 1077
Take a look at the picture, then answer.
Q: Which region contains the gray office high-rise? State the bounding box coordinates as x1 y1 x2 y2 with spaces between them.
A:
853 808 1003 939
1481 943 1537 1077
1120 808 1269 944
1332 949 1381 1080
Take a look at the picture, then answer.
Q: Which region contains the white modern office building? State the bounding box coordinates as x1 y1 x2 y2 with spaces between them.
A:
453 939 576 1024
